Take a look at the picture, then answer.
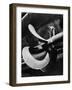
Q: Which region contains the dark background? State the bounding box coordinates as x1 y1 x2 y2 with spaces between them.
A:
21 13 63 77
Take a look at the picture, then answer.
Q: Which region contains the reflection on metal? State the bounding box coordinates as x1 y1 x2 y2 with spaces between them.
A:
22 47 50 70
28 24 63 44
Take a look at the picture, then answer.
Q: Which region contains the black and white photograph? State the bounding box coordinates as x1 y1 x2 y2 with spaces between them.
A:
9 4 70 86
21 13 63 77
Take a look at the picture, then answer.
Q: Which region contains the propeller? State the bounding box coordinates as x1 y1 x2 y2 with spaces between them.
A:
22 24 63 71
28 24 63 44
